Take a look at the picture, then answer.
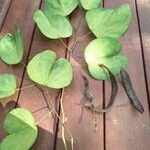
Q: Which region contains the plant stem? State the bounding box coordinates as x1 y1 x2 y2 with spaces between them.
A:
16 84 35 91
36 110 53 125
60 88 68 150
59 38 72 52
21 61 27 67
44 89 73 150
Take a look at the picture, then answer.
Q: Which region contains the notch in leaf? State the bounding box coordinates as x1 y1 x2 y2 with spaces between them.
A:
86 4 132 39
120 68 144 113
27 50 73 89
0 108 38 150
84 37 128 80
0 26 24 65
80 0 102 10
0 73 17 99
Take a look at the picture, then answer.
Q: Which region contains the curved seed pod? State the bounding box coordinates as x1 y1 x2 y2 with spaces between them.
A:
120 68 144 113
82 65 118 113
93 64 118 113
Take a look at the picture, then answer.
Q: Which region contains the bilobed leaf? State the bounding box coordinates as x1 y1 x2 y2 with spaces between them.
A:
33 10 73 39
27 50 73 89
44 0 79 16
80 0 101 10
86 4 132 38
84 37 127 80
0 108 38 150
0 26 24 64
0 74 16 99
84 37 122 64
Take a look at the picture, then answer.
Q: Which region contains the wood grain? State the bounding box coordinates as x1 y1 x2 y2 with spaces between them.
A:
136 0 150 103
56 7 104 150
0 0 11 29
0 0 41 140
17 2 68 150
104 0 150 150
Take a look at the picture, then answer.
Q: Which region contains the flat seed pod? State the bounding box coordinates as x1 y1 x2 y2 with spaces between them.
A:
33 10 73 39
86 4 132 39
0 26 24 64
0 108 38 150
80 0 101 10
0 73 16 99
44 0 79 16
27 50 73 89
120 68 144 113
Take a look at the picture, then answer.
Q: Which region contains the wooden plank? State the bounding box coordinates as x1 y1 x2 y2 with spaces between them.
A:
0 0 41 140
136 0 150 104
104 0 150 150
56 7 104 150
17 4 68 150
0 0 11 29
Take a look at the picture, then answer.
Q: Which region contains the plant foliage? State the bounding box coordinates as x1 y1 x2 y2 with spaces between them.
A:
27 50 73 89
0 108 38 150
0 26 24 65
0 73 16 99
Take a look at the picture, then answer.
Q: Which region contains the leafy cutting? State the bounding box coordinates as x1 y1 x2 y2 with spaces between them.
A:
80 0 102 10
0 26 24 64
0 73 16 99
86 4 132 39
0 108 38 150
84 37 128 80
27 50 73 89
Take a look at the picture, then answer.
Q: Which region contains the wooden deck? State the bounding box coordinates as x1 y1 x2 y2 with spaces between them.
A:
0 0 150 150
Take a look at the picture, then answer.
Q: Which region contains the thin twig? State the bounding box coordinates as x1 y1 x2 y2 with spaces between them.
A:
16 84 35 91
44 89 74 150
36 110 53 125
60 88 68 150
59 38 72 52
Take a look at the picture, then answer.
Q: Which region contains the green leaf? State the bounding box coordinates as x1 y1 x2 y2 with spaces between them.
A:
0 108 38 150
44 0 79 16
88 55 128 80
0 74 16 99
86 4 132 39
27 50 73 89
84 37 122 64
33 10 73 39
80 0 101 10
84 37 127 80
0 26 24 64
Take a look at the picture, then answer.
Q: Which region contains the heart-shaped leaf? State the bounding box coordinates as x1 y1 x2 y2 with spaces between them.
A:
44 0 79 16
84 37 128 80
80 0 101 10
0 74 16 99
86 4 132 39
84 37 122 64
0 108 38 150
27 50 73 89
33 10 73 39
0 26 24 64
